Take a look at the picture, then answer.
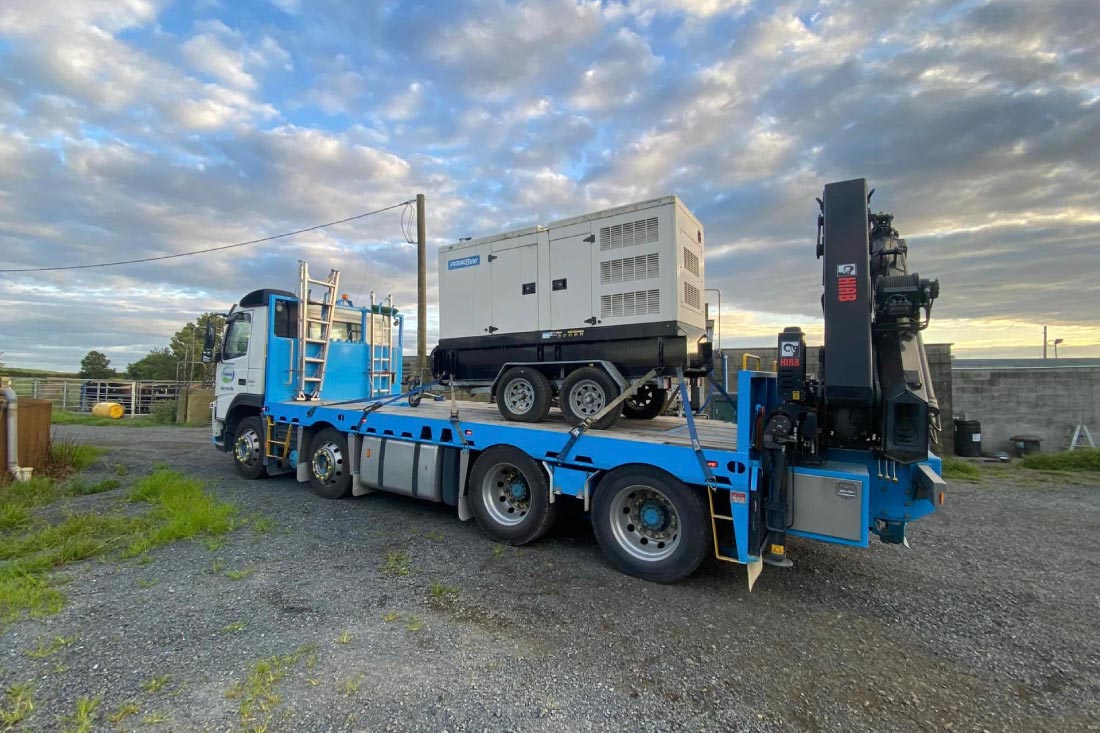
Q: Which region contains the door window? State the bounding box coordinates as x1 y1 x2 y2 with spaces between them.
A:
223 313 252 360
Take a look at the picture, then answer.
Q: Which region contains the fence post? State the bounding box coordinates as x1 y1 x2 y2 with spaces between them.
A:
62 381 68 411
131 382 137 417
33 379 39 398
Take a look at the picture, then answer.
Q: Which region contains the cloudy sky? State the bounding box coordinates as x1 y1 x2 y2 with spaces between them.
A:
1 0 1098 372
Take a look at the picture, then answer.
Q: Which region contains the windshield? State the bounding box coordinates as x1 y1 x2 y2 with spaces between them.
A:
223 313 252 360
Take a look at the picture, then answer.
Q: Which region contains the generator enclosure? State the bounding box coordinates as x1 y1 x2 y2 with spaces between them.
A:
434 196 710 383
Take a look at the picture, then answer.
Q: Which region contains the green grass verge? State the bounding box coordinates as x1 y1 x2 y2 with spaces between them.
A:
0 469 237 626
50 410 159 427
1021 448 1100 472
941 457 981 481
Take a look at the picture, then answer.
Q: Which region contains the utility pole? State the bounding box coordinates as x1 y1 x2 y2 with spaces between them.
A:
1043 325 1047 359
416 193 427 381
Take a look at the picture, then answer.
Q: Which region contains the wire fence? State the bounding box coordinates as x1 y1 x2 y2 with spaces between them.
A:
6 378 184 417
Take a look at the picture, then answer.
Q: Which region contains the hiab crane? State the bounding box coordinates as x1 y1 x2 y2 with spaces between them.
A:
204 178 944 587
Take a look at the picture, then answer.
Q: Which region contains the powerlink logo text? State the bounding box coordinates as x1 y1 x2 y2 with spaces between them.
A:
448 255 480 270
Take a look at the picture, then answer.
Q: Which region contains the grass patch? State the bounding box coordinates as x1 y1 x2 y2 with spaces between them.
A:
941 457 981 481
113 464 130 477
1022 448 1100 472
382 551 410 577
404 615 424 632
137 577 158 589
491 543 506 558
141 674 172 694
223 621 246 634
249 514 276 534
382 611 403 623
47 441 105 477
125 469 237 557
429 582 457 599
224 565 255 581
61 695 101 733
50 410 158 428
0 468 237 626
141 711 169 724
66 478 121 496
1 681 34 727
335 631 354 645
25 634 76 659
108 702 140 724
226 645 315 733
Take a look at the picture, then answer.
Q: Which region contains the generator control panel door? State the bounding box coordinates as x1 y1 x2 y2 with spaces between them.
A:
489 242 539 335
548 224 594 330
441 242 492 338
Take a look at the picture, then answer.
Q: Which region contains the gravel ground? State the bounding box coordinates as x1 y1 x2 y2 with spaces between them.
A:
3 424 1099 732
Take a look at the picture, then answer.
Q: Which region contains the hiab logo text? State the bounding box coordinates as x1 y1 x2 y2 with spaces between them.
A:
836 263 857 302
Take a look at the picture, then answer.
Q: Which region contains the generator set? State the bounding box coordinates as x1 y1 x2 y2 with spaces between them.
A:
431 196 713 428
758 178 942 563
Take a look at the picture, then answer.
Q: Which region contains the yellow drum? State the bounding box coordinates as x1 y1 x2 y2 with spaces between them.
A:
91 402 125 419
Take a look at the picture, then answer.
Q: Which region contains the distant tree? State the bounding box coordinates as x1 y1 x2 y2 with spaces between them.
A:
125 348 178 381
170 313 225 381
79 350 116 379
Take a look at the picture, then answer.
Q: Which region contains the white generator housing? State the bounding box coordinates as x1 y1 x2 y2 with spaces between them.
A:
438 196 705 339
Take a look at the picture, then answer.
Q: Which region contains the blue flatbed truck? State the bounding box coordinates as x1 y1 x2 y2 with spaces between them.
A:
207 180 946 587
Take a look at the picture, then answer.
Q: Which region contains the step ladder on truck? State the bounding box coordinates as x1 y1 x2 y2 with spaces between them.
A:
205 179 946 589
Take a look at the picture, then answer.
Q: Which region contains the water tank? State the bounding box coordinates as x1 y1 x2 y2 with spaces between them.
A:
954 419 982 457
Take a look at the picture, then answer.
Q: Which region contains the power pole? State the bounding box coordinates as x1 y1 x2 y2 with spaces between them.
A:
416 193 427 381
1043 325 1047 359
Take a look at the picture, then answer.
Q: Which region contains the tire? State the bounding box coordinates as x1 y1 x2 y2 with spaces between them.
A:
469 445 559 545
559 367 622 430
232 416 268 480
622 385 668 420
307 428 352 499
592 467 710 583
495 367 552 423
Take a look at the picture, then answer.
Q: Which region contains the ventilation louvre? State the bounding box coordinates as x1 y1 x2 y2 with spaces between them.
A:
683 247 700 277
600 217 659 251
600 288 661 318
684 282 701 309
599 253 659 284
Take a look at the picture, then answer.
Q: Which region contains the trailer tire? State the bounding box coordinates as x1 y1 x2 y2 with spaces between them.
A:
622 385 668 420
496 367 552 423
592 468 709 583
232 416 268 480
559 367 622 430
307 428 352 499
469 445 558 545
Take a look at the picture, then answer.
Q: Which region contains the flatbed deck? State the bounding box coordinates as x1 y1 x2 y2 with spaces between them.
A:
294 399 740 452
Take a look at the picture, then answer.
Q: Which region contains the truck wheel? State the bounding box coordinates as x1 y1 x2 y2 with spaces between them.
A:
469 445 558 545
496 367 551 423
592 468 709 583
307 428 352 499
232 416 268 480
560 367 621 430
622 385 668 420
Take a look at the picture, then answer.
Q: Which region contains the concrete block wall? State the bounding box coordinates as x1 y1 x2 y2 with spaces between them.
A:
952 366 1100 455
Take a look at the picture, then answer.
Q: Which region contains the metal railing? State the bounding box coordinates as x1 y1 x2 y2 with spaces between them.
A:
6 378 182 416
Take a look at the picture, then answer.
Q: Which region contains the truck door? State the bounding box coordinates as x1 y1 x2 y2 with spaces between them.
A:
547 222 595 330
489 237 540 335
213 309 257 422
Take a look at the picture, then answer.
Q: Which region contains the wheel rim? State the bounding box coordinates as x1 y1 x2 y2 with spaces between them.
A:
503 377 536 416
479 462 531 526
569 379 607 417
607 484 681 561
234 428 261 467
311 440 345 486
626 385 656 409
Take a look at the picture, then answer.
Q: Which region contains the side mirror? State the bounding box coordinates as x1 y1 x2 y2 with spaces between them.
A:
202 322 217 363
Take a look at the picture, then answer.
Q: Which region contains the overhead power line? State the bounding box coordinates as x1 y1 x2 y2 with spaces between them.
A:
0 199 417 273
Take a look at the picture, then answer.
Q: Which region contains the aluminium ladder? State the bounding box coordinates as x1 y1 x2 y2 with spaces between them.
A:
297 261 340 400
368 291 395 397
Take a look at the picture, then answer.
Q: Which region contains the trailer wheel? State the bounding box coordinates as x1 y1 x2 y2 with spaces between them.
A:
496 367 552 423
469 445 559 545
232 416 268 480
622 385 668 420
307 428 352 499
592 468 709 583
559 367 621 430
